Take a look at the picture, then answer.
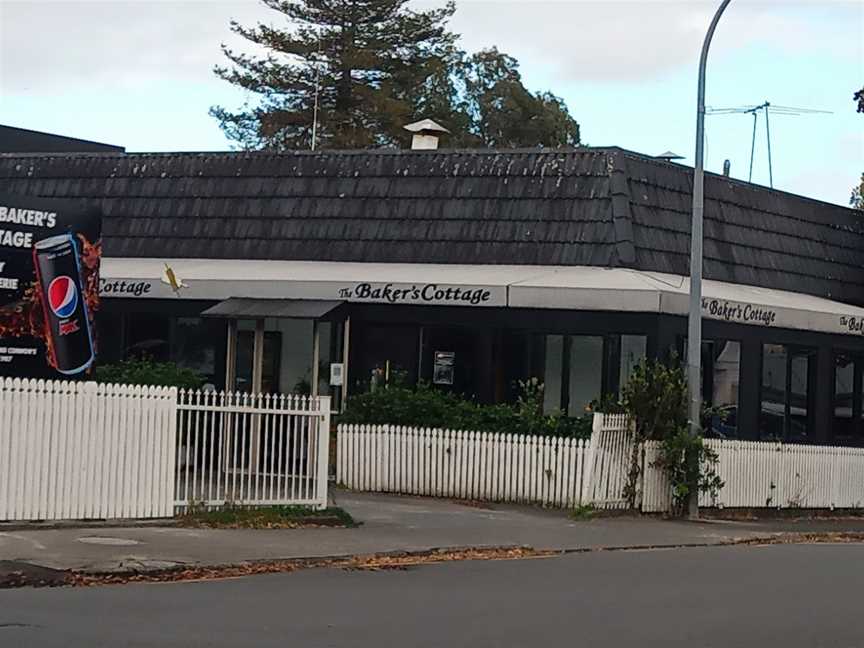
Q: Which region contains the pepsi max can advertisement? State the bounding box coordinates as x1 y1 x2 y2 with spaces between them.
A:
0 194 101 378
33 235 95 374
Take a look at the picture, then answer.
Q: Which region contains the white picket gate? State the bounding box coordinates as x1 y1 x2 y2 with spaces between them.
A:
0 378 177 521
337 424 591 508
175 391 331 511
585 413 634 509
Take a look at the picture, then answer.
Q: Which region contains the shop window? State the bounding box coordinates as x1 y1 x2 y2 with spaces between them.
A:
618 335 647 391
567 336 604 416
353 323 419 393
833 353 864 445
119 314 223 387
542 335 565 413
124 313 171 362
707 341 740 438
542 335 603 416
679 338 741 438
172 317 220 385
760 344 814 442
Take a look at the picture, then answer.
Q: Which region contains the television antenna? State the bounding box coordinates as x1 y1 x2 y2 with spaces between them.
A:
706 101 831 187
311 30 324 151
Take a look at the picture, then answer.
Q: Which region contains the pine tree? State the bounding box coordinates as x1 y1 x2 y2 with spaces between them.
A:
211 0 458 150
212 1 581 150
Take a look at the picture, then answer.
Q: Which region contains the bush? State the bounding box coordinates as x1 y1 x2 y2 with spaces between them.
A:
338 379 590 438
619 357 723 513
93 358 205 390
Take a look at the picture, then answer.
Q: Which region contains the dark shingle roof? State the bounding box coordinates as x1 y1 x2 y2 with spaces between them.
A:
0 147 861 303
0 125 124 153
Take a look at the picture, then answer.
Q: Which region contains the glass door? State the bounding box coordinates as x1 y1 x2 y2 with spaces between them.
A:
234 319 282 394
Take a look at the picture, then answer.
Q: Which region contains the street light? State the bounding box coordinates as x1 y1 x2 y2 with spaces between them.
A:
687 0 731 520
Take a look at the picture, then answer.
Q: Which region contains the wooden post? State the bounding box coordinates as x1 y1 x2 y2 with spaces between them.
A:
224 319 238 391
250 319 265 473
252 319 265 394
312 320 321 398
341 316 351 412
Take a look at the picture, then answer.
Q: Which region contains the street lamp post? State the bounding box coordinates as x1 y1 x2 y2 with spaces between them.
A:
687 0 731 520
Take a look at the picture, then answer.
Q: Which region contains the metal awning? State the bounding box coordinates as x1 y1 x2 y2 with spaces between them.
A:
201 298 344 320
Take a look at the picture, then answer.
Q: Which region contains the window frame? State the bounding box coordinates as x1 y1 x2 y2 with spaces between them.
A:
832 350 864 445
759 343 816 442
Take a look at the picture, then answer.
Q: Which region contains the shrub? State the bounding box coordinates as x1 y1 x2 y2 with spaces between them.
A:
93 358 205 390
619 357 723 513
338 379 589 438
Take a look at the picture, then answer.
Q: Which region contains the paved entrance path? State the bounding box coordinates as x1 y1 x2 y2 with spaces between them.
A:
2 490 864 573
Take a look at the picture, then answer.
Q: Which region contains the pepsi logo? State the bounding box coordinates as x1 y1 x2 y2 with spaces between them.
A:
48 276 78 319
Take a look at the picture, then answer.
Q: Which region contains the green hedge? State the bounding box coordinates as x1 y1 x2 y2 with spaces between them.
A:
338 380 593 438
93 358 205 390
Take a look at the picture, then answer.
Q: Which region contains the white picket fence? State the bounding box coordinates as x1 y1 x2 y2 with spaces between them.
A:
0 378 177 521
643 439 864 512
339 415 864 513
337 425 592 508
175 391 331 511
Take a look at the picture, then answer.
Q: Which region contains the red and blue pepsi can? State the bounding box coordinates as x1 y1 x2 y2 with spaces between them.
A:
32 233 95 375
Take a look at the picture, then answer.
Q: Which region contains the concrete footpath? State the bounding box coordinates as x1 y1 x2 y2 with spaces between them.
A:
2 490 864 574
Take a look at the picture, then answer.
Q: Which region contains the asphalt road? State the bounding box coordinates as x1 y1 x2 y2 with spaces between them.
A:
1 544 862 647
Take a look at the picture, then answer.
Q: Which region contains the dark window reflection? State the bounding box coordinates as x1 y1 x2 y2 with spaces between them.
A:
760 344 813 442
833 353 864 446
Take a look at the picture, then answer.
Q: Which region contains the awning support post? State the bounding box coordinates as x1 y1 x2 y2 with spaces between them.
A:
312 320 320 398
341 316 351 413
225 319 238 391
250 318 265 474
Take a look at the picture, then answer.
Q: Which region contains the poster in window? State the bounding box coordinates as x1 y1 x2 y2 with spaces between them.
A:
433 351 455 385
0 194 102 378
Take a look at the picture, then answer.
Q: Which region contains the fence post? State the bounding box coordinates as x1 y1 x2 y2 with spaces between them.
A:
165 387 179 516
316 396 332 510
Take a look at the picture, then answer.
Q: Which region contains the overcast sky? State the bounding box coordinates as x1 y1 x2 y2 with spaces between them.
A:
1 0 862 205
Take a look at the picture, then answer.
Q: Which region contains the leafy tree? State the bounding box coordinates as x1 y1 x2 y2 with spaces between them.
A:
212 1 580 150
454 48 580 148
855 86 864 114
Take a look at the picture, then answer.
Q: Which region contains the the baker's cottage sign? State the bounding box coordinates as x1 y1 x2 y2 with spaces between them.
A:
839 316 864 335
701 298 777 327
338 282 495 306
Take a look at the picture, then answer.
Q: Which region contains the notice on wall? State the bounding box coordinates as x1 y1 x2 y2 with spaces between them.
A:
330 362 344 386
433 351 455 385
0 194 102 378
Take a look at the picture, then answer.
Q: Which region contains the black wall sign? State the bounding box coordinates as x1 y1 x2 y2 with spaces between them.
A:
0 194 102 378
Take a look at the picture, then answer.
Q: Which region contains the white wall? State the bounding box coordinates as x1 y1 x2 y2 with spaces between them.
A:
265 317 314 394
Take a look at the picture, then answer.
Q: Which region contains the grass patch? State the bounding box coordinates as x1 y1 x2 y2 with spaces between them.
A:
569 505 597 521
178 505 356 530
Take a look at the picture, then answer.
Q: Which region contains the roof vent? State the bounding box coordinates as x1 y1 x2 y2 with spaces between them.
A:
404 119 450 150
656 150 685 162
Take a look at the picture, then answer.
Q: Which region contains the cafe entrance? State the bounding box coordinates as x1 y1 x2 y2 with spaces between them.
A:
202 299 349 411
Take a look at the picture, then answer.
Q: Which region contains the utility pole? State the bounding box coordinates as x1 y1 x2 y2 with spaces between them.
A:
688 0 731 520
